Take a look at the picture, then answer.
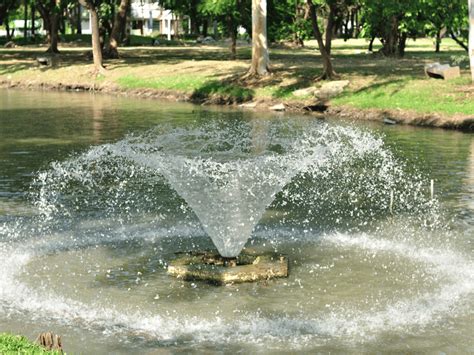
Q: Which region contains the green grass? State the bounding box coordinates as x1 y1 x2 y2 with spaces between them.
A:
191 80 254 103
332 76 474 116
118 74 208 91
118 75 254 103
0 333 59 354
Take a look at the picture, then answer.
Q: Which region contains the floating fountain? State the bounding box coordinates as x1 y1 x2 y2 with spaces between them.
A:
29 120 440 284
1 92 473 353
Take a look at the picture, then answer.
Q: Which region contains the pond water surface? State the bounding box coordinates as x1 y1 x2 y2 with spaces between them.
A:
0 89 473 353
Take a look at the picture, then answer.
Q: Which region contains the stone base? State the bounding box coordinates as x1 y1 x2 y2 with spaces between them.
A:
167 249 288 285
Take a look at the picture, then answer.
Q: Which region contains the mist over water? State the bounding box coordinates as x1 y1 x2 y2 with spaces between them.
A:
0 92 472 353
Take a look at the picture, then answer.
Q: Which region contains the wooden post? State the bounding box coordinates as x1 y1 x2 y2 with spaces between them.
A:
470 0 474 82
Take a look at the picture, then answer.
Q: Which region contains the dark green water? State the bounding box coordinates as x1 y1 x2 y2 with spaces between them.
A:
0 89 472 353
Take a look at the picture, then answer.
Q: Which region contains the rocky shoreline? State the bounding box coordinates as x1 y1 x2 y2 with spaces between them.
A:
1 78 473 131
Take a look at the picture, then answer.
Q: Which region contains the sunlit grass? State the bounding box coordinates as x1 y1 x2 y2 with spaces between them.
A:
0 333 60 354
332 77 474 116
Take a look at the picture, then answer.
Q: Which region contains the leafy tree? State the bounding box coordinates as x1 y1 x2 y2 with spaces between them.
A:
421 0 467 52
103 0 130 58
199 0 250 59
267 0 312 45
78 0 105 72
160 0 204 35
306 0 337 79
359 0 423 57
36 0 61 52
0 0 19 28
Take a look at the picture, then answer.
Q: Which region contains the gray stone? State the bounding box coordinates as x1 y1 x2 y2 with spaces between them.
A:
424 62 460 80
269 103 286 111
318 80 350 98
202 36 215 44
292 86 318 97
239 102 257 108
4 41 16 48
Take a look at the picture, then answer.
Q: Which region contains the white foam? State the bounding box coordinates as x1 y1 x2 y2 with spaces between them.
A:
0 232 472 349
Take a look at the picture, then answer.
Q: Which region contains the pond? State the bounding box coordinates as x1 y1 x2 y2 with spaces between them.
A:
0 89 473 353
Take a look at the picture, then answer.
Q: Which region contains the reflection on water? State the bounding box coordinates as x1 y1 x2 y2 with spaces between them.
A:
0 89 473 353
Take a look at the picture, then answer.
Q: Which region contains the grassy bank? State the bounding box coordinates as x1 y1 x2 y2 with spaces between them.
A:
0 333 58 354
0 37 472 129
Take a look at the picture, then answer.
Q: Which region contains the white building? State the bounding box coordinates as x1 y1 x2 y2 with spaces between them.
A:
81 0 188 40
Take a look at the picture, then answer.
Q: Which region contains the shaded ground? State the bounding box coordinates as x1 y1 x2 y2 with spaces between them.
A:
0 37 472 130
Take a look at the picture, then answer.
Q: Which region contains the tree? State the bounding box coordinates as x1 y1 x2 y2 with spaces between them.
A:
306 0 336 79
103 0 130 58
248 0 270 76
1 0 20 41
421 0 466 52
78 0 105 73
470 0 474 81
200 0 250 60
359 0 422 57
0 0 18 26
36 0 61 53
161 0 204 35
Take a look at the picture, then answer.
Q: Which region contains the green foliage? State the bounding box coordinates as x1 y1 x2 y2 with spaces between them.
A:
199 0 251 32
0 333 58 354
267 0 312 42
360 0 468 53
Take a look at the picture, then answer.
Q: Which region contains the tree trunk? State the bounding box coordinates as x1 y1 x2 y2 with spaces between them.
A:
325 4 335 54
449 31 468 51
47 10 59 53
307 0 336 80
79 0 105 73
37 0 60 53
435 28 441 52
202 19 208 37
248 0 270 76
104 0 129 59
76 4 82 34
469 0 474 82
382 15 399 56
227 16 237 60
23 0 28 39
398 32 407 57
190 0 198 35
6 17 11 41
31 3 35 36
90 6 104 72
368 35 375 52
